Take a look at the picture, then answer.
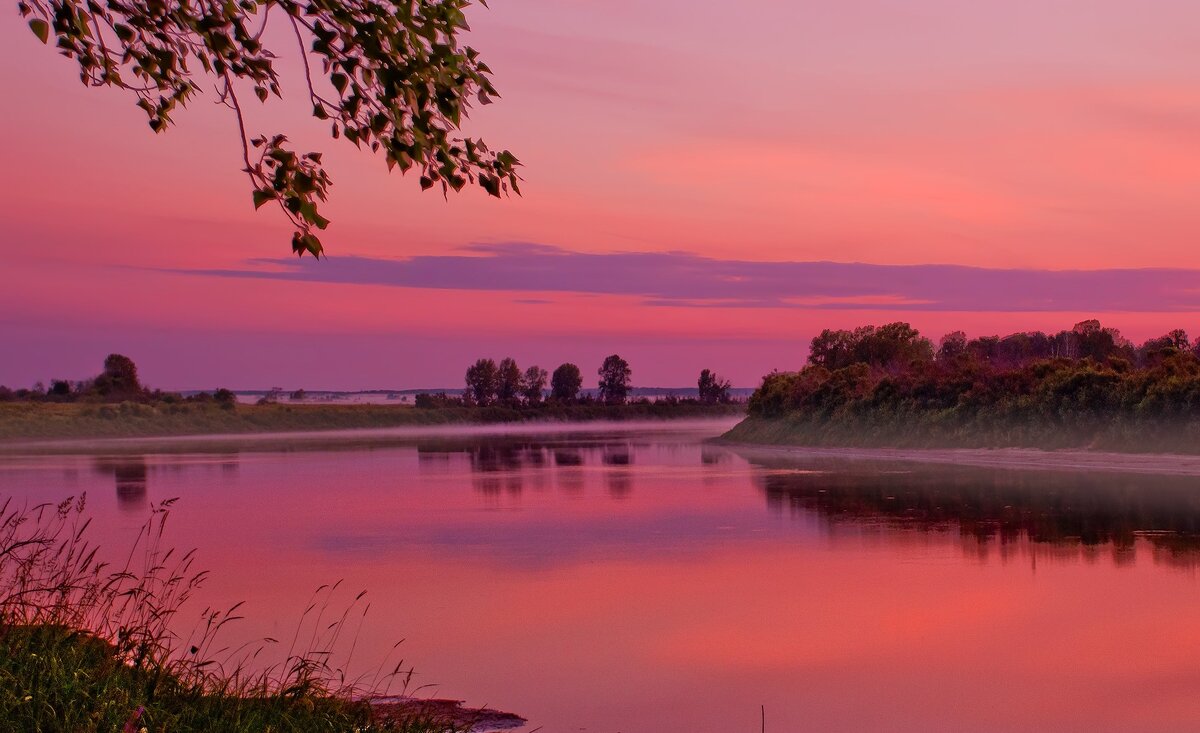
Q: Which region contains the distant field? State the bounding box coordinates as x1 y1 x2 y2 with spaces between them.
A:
0 401 745 442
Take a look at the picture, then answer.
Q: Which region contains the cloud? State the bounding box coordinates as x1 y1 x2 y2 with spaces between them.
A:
174 243 1200 312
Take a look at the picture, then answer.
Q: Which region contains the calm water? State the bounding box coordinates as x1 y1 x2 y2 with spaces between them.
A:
4 419 1200 732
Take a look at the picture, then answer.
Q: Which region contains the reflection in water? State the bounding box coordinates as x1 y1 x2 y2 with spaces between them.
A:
553 450 582 467
601 446 631 466
93 456 148 511
751 456 1200 566
416 438 642 499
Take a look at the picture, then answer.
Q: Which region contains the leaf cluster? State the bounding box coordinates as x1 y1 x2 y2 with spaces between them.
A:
19 0 519 256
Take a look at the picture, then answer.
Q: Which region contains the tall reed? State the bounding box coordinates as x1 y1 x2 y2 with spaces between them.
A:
0 494 462 732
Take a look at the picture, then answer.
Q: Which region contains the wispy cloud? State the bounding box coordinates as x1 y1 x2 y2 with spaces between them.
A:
174 243 1200 312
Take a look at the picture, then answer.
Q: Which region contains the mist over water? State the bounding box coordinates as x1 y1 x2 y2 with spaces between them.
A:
4 420 1200 732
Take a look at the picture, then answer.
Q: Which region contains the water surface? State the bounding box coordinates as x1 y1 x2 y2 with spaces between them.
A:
4 419 1200 732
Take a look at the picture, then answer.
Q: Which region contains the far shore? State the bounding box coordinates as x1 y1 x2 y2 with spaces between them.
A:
0 400 745 444
718 440 1200 476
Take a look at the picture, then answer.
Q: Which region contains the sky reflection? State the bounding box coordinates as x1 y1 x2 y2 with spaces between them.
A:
3 425 1200 731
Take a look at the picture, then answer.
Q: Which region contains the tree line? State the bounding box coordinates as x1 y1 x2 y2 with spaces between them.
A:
1 354 735 409
743 319 1200 450
415 355 733 408
0 354 236 407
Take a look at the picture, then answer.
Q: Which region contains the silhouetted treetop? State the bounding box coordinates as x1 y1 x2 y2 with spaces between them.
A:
597 354 631 405
464 357 498 406
550 363 582 403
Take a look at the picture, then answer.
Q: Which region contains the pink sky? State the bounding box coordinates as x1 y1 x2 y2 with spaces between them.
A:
4 1 1200 389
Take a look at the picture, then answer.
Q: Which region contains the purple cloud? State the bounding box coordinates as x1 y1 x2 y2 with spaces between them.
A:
173 243 1200 312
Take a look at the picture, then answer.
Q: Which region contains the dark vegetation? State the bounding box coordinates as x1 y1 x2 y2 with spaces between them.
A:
444 354 734 409
732 319 1200 452
749 453 1200 566
0 355 741 441
0 354 237 409
0 496 465 732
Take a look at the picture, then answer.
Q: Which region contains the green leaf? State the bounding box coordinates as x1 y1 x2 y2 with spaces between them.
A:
330 72 348 95
479 174 500 197
300 233 323 257
252 189 274 210
28 19 49 44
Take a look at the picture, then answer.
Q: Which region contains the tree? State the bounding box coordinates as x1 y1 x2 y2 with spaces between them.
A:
20 0 519 256
92 353 143 399
808 329 857 370
597 354 631 405
496 357 522 406
697 369 731 404
936 331 967 363
522 365 548 405
550 363 582 403
464 358 498 406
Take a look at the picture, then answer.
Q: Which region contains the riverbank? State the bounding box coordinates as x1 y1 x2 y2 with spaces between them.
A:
721 417 1200 473
723 414 1200 454
0 401 745 442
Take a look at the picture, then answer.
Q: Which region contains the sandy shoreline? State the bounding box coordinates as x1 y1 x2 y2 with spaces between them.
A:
718 441 1200 476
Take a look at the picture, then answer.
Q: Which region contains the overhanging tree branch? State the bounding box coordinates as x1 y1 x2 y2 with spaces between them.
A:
18 0 521 257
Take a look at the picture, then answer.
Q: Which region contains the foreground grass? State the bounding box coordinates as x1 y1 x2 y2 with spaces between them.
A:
0 401 744 442
0 497 462 733
724 414 1200 454
0 625 397 733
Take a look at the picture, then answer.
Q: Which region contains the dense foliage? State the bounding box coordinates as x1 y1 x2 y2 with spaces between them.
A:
739 320 1200 451
19 0 518 255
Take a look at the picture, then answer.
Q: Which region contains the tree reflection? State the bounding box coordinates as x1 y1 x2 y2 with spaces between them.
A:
752 457 1200 566
93 456 148 511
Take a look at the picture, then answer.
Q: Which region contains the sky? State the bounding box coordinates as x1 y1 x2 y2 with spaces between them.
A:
3 1 1200 389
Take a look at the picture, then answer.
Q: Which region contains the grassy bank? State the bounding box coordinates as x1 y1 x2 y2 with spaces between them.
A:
0 401 745 442
0 497 470 733
723 414 1200 454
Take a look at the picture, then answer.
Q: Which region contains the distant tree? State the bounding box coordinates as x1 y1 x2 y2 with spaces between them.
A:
810 324 932 371
91 354 143 400
1166 329 1191 350
48 380 73 399
522 365 548 405
0 386 13 402
597 354 632 405
290 388 307 401
1068 319 1130 362
496 357 523 406
1138 329 1191 367
855 322 933 370
550 363 583 403
808 329 857 370
214 388 237 409
19 0 519 256
465 358 498 406
936 331 967 363
697 369 731 404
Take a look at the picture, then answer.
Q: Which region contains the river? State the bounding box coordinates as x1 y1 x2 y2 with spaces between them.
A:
3 418 1200 732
